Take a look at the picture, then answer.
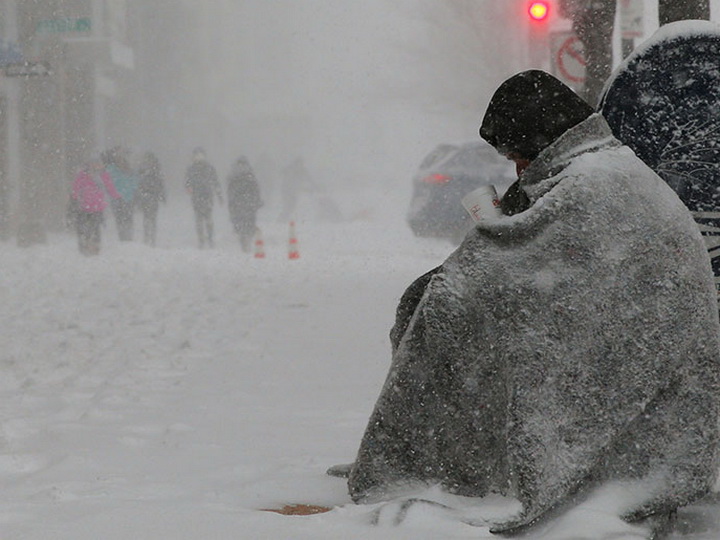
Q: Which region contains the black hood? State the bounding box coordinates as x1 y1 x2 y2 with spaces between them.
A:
479 70 594 160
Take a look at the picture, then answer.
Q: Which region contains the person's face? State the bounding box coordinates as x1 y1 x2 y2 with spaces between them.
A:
506 152 531 177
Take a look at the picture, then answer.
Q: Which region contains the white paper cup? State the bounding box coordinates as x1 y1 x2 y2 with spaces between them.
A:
461 185 502 222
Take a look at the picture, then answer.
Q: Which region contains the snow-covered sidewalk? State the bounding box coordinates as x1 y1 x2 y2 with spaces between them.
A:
0 199 448 538
1 198 719 539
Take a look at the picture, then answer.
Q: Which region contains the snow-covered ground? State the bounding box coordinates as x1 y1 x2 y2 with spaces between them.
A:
2 190 720 539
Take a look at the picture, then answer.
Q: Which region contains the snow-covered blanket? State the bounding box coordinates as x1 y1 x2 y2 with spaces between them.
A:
348 115 720 533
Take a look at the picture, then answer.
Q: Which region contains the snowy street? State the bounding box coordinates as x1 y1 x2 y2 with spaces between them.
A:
2 195 720 539
0 195 456 539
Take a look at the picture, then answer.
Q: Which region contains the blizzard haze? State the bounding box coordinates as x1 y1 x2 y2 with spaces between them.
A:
145 1 528 208
4 2 720 539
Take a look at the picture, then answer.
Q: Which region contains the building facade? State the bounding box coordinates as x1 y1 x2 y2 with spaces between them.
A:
0 0 140 245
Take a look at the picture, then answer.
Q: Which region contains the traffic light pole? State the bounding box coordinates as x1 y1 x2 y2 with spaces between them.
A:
527 2 551 70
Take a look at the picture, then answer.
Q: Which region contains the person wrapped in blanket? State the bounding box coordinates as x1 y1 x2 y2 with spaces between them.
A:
338 71 720 535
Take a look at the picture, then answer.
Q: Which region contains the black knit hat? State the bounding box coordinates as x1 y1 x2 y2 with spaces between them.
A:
479 70 594 160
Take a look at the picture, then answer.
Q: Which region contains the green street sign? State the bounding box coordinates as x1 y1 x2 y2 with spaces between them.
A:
36 18 91 34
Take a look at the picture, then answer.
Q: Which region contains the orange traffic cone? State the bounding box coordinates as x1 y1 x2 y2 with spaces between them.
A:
254 228 266 259
288 221 300 260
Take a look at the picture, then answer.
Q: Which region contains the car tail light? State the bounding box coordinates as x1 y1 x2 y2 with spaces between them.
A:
422 173 451 184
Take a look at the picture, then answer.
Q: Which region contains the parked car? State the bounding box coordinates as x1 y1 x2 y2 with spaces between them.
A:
407 140 515 243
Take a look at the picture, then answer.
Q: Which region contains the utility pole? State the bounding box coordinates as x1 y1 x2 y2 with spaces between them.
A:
560 0 617 106
659 0 710 25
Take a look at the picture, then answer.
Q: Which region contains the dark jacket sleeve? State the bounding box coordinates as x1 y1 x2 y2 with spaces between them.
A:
389 265 443 352
500 180 531 216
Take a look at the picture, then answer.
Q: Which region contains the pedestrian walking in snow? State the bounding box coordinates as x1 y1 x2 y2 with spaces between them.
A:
102 146 139 242
343 70 720 536
227 156 263 252
137 151 167 247
185 147 223 248
69 160 121 256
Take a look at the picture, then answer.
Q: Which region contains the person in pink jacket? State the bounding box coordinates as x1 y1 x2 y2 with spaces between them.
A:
70 160 121 255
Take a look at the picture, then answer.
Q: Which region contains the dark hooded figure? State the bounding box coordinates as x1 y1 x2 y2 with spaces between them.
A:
185 147 223 248
102 146 138 242
481 70 595 216
344 71 720 535
227 156 263 252
137 151 166 247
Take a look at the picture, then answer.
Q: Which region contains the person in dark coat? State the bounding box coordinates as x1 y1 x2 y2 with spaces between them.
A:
343 71 720 536
184 147 223 248
227 156 263 252
102 146 139 242
136 152 167 247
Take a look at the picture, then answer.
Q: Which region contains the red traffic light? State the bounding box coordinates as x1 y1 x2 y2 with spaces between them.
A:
528 1 550 21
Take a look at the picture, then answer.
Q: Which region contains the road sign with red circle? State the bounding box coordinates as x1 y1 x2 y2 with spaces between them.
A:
551 32 586 86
